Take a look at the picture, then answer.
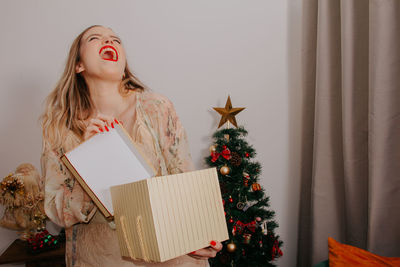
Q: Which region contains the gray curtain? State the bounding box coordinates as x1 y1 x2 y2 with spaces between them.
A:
297 0 400 265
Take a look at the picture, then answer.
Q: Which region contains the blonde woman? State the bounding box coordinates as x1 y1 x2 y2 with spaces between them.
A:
41 25 222 267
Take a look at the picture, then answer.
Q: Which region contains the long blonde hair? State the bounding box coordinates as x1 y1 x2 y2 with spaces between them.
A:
41 25 145 150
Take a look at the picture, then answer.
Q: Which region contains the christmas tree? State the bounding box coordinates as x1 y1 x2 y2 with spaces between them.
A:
206 96 283 267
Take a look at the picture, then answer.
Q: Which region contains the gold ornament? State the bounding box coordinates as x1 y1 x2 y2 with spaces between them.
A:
0 163 46 240
220 166 230 175
209 145 217 153
227 241 237 252
252 183 261 191
213 96 245 128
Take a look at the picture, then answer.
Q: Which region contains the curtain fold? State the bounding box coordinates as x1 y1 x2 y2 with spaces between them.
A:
298 0 400 265
368 0 400 256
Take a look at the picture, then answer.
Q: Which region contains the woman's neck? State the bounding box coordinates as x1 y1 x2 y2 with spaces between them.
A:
86 78 129 117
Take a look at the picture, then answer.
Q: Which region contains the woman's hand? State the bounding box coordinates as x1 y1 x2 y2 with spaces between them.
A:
83 113 120 140
188 240 223 260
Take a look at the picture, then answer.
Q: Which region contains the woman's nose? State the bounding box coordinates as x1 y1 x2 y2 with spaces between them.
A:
104 38 113 44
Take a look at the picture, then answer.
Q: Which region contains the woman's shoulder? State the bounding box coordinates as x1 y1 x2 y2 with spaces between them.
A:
138 89 175 111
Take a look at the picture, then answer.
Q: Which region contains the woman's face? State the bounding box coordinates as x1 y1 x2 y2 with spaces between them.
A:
76 26 126 81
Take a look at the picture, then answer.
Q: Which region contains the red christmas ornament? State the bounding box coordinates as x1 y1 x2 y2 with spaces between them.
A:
271 240 283 260
243 172 250 186
245 152 250 158
228 196 233 203
229 217 234 224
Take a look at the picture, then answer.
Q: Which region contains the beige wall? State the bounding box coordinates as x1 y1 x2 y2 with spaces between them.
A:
0 1 302 266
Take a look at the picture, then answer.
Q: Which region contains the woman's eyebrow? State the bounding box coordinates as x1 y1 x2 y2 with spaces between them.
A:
86 33 101 41
86 33 121 42
110 35 121 41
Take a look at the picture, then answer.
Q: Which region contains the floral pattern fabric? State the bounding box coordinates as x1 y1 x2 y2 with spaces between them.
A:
41 90 206 267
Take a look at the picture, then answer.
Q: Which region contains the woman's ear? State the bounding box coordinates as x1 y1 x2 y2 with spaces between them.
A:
75 62 85 73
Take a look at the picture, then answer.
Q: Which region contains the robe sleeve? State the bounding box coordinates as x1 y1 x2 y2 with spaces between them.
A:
41 141 97 228
158 98 195 174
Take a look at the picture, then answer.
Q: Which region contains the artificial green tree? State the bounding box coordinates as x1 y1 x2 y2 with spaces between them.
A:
206 97 282 267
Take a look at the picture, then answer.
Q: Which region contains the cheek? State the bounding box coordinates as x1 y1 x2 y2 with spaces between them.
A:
118 50 126 63
80 45 98 65
118 53 127 68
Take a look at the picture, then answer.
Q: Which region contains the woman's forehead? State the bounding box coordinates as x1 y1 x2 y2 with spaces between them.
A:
83 26 119 39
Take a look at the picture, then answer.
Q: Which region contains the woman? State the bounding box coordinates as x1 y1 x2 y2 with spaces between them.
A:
41 25 222 267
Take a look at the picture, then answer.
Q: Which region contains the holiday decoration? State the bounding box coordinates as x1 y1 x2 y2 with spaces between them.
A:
262 221 268 235
0 164 47 240
252 183 261 192
220 166 230 176
227 242 237 252
271 240 283 260
230 152 242 166
243 234 252 244
206 102 283 266
242 200 257 212
211 146 232 162
235 220 257 233
210 145 217 153
236 202 245 210
243 172 250 187
27 229 62 254
213 96 245 128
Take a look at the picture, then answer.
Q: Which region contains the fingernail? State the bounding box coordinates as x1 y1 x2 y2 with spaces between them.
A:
99 128 103 132
105 126 109 132
190 251 196 255
114 119 119 124
210 241 216 246
111 122 114 128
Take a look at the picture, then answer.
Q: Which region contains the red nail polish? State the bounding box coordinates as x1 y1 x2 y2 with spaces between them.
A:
210 241 216 246
99 128 103 132
114 119 119 124
105 126 109 132
111 122 114 128
190 251 196 255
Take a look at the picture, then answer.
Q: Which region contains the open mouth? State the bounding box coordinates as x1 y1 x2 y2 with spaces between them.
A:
99 45 118 62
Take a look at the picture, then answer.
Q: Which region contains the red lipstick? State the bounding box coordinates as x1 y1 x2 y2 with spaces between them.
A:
99 45 119 62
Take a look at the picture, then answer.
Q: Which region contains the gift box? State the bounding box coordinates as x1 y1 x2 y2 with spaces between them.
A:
111 168 228 262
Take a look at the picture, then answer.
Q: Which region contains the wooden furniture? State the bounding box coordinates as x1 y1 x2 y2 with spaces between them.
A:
0 239 65 267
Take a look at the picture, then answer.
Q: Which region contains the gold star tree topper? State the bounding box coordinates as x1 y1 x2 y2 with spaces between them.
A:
213 96 245 128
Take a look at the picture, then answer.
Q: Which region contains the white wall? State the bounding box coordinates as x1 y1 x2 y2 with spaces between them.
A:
0 1 302 266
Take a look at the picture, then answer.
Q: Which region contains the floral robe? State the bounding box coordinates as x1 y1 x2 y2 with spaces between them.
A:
41 90 208 267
